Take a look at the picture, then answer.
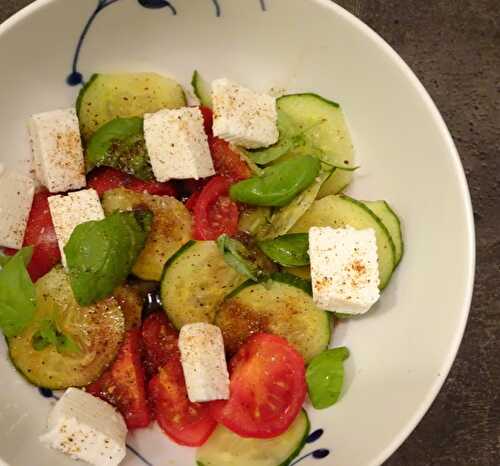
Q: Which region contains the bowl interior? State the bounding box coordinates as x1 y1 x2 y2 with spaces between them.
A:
0 1 474 465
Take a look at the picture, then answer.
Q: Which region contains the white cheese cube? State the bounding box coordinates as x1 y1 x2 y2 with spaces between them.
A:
39 388 127 466
179 323 230 403
28 108 86 193
212 78 279 149
0 167 35 249
144 106 215 182
48 189 104 267
309 226 380 315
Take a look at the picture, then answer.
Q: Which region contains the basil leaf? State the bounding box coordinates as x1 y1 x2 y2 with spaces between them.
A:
248 116 326 166
32 315 80 354
65 211 152 306
306 347 349 409
259 233 309 267
32 331 51 351
56 332 80 354
0 247 36 337
248 137 297 165
217 234 261 282
86 117 154 181
230 156 321 207
32 318 58 351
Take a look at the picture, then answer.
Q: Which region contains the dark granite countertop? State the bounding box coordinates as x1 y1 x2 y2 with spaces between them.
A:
0 1 498 465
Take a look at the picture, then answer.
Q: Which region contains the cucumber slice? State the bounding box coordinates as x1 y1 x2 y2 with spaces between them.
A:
239 207 272 236
77 72 186 141
8 267 125 389
251 94 355 197
363 200 404 266
257 170 330 240
215 274 330 363
191 70 213 108
161 241 247 329
102 188 192 281
290 194 396 289
197 409 310 466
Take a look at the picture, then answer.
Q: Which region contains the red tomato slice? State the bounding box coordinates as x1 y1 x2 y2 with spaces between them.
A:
87 328 151 429
149 357 217 447
184 191 201 212
86 167 128 196
199 106 214 136
87 167 177 198
142 312 180 379
3 189 61 282
209 333 306 439
209 137 252 182
126 177 177 197
192 176 239 240
199 106 251 181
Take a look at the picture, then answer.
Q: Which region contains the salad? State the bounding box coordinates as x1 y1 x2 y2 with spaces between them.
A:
0 71 403 466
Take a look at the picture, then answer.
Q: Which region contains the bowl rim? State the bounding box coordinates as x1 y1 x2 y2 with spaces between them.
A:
312 2 475 465
0 1 475 465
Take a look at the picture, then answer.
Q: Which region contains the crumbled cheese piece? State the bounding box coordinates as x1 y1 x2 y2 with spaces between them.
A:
144 106 215 182
39 388 127 466
0 168 35 249
48 189 104 267
28 108 86 193
212 78 279 149
309 226 380 314
179 323 230 403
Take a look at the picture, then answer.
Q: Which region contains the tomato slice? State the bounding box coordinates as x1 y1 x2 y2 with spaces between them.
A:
199 106 251 182
87 167 177 198
199 106 214 136
192 176 239 240
184 191 201 212
142 312 179 379
126 177 177 197
209 137 252 182
2 189 61 282
87 328 150 429
86 167 128 196
149 357 217 447
209 333 306 439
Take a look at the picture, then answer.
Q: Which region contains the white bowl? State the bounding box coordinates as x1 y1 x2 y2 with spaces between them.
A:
0 1 475 465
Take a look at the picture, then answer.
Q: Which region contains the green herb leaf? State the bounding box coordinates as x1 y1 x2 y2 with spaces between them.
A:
32 314 80 354
65 211 152 306
0 247 36 337
86 117 154 180
259 233 310 267
31 330 51 351
217 234 261 282
32 318 58 351
248 116 327 166
306 347 349 409
56 332 80 354
229 156 321 207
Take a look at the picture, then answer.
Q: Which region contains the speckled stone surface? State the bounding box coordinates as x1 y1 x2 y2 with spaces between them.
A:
0 1 498 465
